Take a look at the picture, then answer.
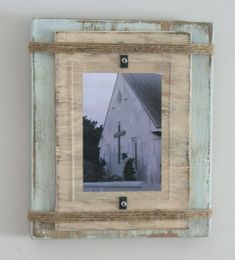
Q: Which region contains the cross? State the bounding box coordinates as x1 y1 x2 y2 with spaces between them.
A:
113 122 126 164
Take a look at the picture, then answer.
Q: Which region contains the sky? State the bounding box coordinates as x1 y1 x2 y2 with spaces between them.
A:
83 73 117 126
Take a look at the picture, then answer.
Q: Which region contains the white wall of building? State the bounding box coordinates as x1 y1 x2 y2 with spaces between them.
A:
100 74 161 183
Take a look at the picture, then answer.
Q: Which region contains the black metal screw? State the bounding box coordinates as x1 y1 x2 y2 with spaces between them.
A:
120 55 128 68
119 196 127 209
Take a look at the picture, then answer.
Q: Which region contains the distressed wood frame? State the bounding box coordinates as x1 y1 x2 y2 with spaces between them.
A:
30 19 213 238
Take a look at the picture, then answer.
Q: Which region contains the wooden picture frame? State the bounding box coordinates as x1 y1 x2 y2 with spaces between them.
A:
29 19 213 238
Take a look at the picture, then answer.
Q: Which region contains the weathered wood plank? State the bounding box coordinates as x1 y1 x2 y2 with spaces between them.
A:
31 52 55 211
173 22 213 236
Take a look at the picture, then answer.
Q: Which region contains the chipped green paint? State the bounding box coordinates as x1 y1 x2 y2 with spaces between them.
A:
31 19 213 238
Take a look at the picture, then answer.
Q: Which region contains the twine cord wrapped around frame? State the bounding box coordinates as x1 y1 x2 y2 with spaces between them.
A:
29 42 214 55
28 209 212 223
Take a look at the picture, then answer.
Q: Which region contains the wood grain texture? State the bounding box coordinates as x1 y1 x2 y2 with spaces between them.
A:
31 19 213 238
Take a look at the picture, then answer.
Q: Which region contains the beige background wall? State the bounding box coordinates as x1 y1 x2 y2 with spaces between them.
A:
0 0 233 259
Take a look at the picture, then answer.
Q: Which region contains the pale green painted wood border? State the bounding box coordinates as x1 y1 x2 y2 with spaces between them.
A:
31 19 213 238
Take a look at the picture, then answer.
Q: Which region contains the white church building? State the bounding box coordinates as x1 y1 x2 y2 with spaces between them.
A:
98 73 162 186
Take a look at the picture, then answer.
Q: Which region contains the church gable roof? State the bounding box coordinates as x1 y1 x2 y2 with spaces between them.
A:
122 73 162 128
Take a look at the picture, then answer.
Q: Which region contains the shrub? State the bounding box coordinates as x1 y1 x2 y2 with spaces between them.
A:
123 157 136 181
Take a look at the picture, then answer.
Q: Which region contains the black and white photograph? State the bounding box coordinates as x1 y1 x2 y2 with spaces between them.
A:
83 73 162 191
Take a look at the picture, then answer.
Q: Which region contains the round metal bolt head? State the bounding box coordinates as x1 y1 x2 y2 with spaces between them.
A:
120 201 127 207
121 57 128 64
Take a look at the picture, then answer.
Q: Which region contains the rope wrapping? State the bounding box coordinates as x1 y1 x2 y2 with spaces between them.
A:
29 42 214 55
28 209 212 223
